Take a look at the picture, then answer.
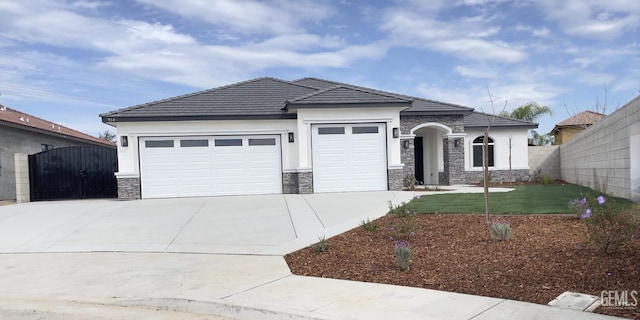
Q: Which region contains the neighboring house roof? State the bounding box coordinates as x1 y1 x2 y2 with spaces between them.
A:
0 104 115 147
463 112 538 129
294 77 473 115
551 111 605 133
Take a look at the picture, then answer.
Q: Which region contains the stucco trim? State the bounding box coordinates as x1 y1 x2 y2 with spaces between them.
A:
409 122 453 135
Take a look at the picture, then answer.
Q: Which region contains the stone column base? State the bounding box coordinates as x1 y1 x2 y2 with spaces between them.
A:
117 177 141 200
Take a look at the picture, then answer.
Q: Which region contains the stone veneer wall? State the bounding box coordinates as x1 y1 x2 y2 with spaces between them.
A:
464 169 531 184
117 177 141 200
298 171 313 194
388 168 403 190
400 115 465 185
282 172 299 194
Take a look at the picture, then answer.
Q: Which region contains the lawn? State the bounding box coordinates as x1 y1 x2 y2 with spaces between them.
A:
408 183 635 214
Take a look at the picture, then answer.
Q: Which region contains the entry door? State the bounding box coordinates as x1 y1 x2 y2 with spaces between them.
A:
311 124 387 192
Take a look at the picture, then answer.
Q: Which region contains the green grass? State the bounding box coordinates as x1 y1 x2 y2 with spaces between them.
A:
408 184 635 214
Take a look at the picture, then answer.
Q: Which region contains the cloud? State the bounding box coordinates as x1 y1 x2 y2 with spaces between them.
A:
515 25 550 37
535 0 640 39
380 4 527 63
136 0 333 35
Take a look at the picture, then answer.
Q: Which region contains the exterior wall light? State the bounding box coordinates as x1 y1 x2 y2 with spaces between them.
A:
392 127 399 138
454 139 460 148
288 132 295 143
121 136 128 147
403 140 410 149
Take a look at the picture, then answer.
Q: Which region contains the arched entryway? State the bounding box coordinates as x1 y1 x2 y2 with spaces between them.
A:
411 123 451 185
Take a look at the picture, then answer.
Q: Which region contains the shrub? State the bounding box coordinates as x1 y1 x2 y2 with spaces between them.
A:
579 194 639 254
394 240 412 271
568 197 589 218
540 173 554 185
489 219 512 240
360 218 379 232
403 174 417 189
312 236 328 253
387 200 410 216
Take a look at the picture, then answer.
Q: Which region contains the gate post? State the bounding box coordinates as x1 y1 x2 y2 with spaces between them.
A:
14 153 30 203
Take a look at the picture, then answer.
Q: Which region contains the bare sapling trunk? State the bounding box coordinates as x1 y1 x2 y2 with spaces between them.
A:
483 128 490 223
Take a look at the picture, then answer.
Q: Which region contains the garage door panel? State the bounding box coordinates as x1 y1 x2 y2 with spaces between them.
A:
312 124 386 193
140 135 282 198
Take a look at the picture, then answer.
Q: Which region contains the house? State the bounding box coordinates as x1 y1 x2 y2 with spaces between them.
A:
0 104 115 201
551 111 605 144
100 77 537 200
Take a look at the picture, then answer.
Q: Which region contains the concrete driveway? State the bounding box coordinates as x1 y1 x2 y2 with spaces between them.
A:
0 191 416 255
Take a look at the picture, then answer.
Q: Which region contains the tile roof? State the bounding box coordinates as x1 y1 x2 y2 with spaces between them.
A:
0 104 115 147
556 111 605 126
294 77 474 115
286 85 411 106
464 112 538 129
101 77 317 121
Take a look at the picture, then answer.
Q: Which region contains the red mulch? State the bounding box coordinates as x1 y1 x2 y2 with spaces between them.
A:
285 214 640 319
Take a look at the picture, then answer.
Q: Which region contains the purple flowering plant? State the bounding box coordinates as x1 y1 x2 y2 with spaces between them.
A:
573 194 639 253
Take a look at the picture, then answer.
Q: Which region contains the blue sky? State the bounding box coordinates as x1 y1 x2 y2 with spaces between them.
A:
0 0 639 137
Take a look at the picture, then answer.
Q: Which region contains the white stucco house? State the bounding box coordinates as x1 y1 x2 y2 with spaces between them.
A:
100 77 537 200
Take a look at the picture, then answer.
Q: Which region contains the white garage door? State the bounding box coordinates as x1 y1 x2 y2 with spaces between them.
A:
312 124 387 192
140 135 282 198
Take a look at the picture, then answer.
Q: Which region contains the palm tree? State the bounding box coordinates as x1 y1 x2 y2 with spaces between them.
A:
500 101 553 122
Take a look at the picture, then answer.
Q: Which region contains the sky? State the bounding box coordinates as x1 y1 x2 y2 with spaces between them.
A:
0 0 639 138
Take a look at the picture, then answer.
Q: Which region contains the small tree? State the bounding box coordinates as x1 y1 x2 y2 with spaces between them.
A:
98 130 116 143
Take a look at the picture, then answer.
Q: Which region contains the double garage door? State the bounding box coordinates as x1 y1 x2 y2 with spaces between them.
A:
140 135 282 199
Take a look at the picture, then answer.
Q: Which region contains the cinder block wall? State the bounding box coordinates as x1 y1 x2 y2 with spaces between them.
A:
560 96 640 200
528 146 560 179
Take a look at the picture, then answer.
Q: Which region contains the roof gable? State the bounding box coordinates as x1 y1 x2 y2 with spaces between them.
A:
464 112 538 129
295 77 473 115
0 104 114 147
286 85 411 107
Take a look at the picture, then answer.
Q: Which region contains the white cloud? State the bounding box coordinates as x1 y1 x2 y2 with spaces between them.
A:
535 0 640 39
136 0 333 35
380 5 527 63
515 25 550 37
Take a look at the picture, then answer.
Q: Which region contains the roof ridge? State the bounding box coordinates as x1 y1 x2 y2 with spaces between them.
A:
101 77 319 117
295 77 473 111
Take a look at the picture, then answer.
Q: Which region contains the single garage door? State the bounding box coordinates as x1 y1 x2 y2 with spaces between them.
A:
312 123 387 192
140 135 282 198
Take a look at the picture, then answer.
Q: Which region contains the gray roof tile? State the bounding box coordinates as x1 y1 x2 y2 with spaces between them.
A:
294 77 473 115
101 77 318 121
464 112 538 129
287 85 411 106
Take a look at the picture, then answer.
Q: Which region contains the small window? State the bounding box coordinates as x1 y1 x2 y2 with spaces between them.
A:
41 144 54 151
318 127 345 135
215 139 242 147
352 126 379 134
472 136 494 167
180 139 209 147
145 140 174 148
249 138 276 146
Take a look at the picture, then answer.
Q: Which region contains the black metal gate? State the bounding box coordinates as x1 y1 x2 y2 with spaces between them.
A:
29 146 118 201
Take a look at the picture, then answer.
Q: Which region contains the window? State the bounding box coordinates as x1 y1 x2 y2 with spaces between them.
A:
472 136 494 167
248 138 276 146
41 144 54 151
145 140 174 148
180 139 208 147
215 139 242 147
318 127 345 135
352 126 379 134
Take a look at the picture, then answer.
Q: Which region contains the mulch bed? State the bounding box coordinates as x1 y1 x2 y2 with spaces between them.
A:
285 214 640 319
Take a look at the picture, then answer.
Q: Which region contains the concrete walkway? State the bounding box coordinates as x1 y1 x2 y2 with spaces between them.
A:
0 187 625 319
